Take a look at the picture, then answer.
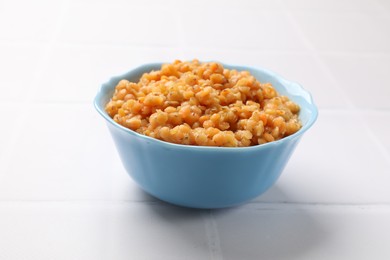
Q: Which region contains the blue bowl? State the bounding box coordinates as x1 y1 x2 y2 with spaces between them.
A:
94 63 318 208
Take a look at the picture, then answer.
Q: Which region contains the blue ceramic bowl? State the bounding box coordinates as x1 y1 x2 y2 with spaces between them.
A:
94 63 318 208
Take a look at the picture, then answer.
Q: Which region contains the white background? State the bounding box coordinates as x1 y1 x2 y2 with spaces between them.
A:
1 0 390 259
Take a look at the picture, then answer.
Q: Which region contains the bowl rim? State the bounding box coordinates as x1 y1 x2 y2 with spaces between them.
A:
94 62 318 152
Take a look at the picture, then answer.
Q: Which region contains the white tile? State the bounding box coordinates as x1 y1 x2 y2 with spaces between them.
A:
214 205 390 260
364 111 390 155
33 44 178 102
106 203 211 260
58 3 180 46
0 43 45 102
291 11 390 52
376 0 390 13
72 0 283 10
282 0 383 13
0 0 63 42
0 203 211 260
70 0 171 7
177 9 308 51
0 104 154 201
321 54 390 109
0 105 22 169
172 0 283 10
0 203 104 260
254 111 390 204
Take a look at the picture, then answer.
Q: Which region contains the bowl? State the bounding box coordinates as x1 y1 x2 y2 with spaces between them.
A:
94 62 318 208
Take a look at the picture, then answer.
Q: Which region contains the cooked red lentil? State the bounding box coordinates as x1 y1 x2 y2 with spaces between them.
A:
105 60 301 147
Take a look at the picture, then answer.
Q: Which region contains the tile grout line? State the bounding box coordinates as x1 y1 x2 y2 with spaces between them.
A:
202 210 224 260
0 39 179 49
0 0 70 175
0 200 389 208
277 0 356 110
315 50 390 57
234 202 390 211
3 39 390 57
317 108 390 115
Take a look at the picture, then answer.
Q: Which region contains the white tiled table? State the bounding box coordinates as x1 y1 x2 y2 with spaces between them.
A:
1 0 390 259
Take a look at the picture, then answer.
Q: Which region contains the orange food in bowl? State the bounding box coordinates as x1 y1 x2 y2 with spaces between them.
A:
105 60 301 147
